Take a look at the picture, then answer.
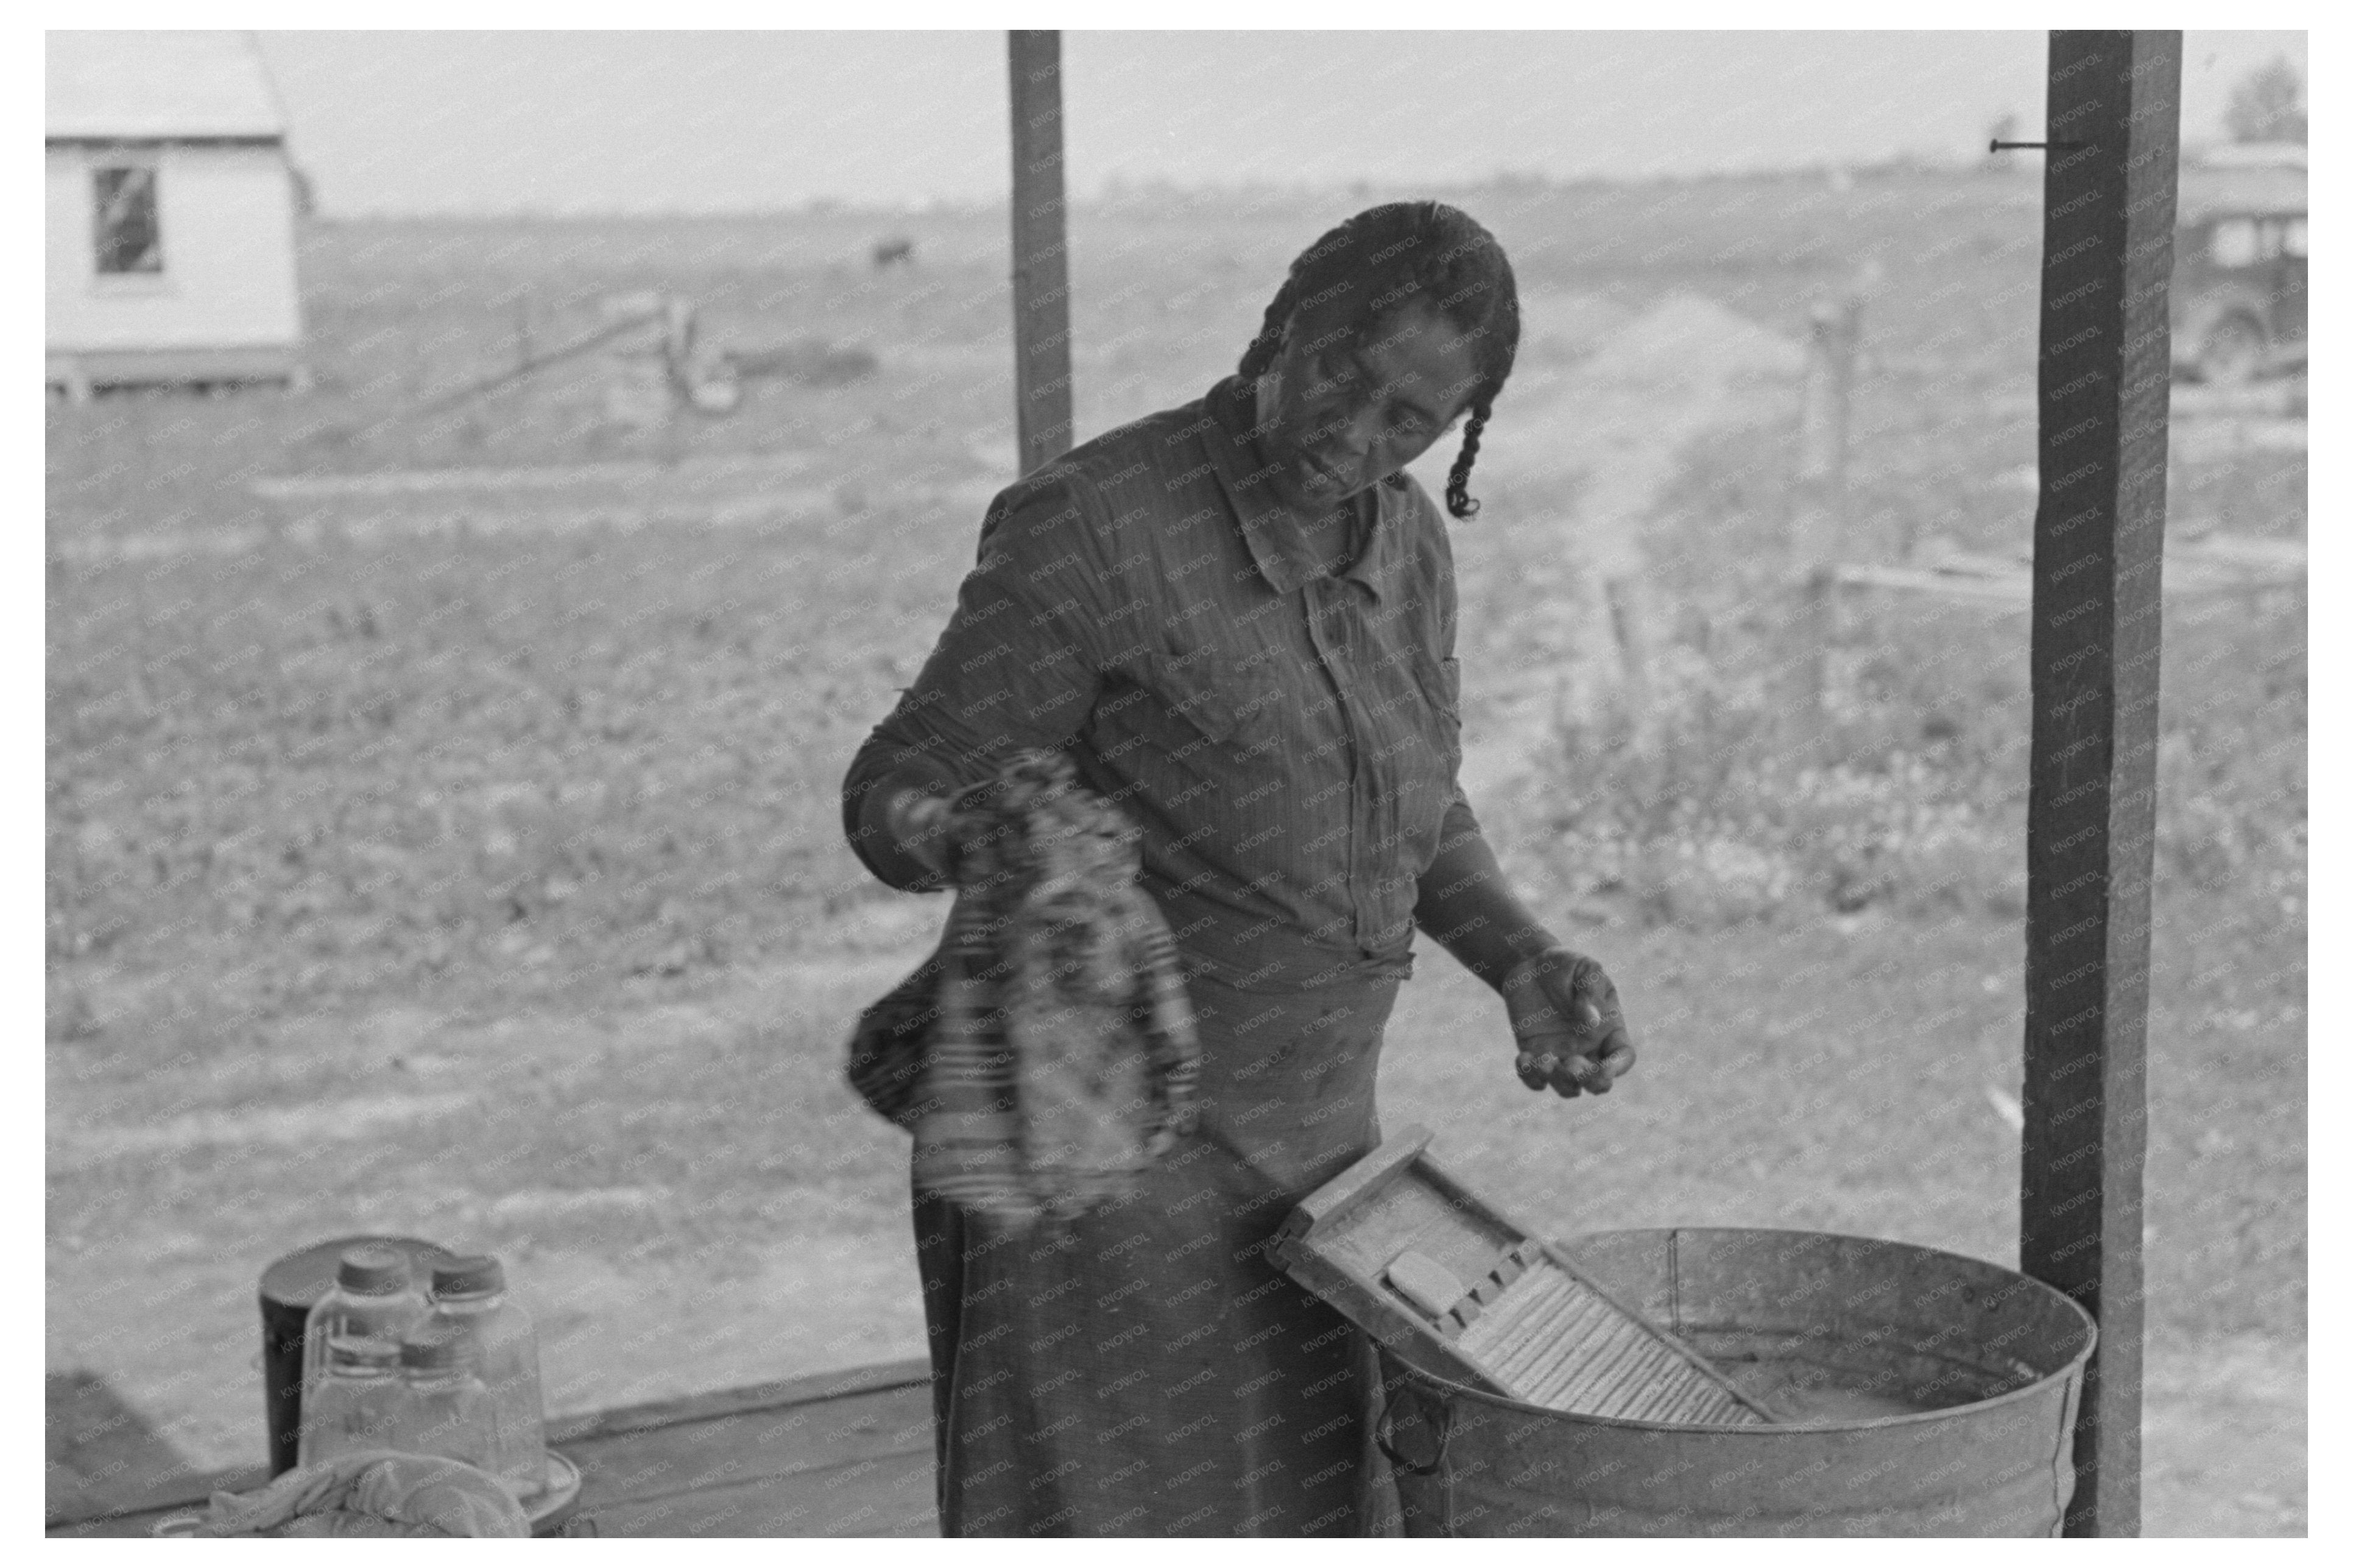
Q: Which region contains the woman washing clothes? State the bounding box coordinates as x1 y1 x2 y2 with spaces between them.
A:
840 200 1637 1538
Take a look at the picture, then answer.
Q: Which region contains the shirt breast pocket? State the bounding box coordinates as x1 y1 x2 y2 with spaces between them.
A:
1150 650 1279 764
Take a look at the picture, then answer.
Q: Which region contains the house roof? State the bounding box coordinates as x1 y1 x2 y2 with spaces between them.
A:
46 31 286 141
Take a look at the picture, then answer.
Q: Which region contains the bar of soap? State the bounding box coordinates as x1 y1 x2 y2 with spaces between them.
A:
1384 1249 1469 1320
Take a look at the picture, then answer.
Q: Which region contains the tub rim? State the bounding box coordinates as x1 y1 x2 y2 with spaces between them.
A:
1375 1224 2099 1435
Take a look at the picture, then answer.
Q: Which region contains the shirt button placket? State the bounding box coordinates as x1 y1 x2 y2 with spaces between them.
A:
1306 576 1377 955
1348 585 1386 954
1293 578 1346 947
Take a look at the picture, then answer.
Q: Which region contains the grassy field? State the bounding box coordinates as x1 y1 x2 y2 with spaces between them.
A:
46 171 2304 1533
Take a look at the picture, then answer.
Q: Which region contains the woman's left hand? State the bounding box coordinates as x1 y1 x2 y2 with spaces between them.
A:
1500 948 1637 1098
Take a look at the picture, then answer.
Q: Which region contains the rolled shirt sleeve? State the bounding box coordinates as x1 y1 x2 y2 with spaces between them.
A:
842 468 1132 890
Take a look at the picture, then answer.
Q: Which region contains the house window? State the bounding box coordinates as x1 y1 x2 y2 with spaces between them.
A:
92 164 162 275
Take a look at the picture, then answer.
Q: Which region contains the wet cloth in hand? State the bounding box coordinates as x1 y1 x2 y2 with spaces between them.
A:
855 748 1201 1228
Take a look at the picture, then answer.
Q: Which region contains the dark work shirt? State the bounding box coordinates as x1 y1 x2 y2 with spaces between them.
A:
841 374 1480 991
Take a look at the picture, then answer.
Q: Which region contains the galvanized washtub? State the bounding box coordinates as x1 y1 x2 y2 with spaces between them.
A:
1372 1228 2097 1537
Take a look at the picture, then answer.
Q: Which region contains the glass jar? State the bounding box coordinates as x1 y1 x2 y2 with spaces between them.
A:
389 1321 498 1474
423 1255 546 1499
296 1244 427 1468
296 1333 404 1469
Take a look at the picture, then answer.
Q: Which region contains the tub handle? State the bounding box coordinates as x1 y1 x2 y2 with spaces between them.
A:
1375 1383 1450 1477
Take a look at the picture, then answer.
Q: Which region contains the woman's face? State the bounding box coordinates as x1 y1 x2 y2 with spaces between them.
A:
1251 294 1484 515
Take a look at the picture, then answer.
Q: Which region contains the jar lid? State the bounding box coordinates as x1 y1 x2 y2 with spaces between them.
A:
431 1254 505 1299
262 1236 454 1313
400 1323 468 1372
336 1244 411 1295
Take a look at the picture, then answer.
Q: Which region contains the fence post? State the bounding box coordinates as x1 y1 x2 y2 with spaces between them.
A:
1603 574 1659 755
599 291 674 431
1788 285 1863 718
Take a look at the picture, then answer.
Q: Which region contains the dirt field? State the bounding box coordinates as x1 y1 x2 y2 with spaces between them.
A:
46 172 2305 1534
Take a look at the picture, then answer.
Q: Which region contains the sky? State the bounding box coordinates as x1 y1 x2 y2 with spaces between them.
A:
242 29 2312 217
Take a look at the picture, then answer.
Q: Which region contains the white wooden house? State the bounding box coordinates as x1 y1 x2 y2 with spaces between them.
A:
46 31 305 395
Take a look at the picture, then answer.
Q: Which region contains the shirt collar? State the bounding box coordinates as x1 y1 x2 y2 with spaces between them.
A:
1200 374 1406 602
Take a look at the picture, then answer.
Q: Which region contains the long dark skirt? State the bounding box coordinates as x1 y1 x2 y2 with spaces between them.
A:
911 962 1406 1536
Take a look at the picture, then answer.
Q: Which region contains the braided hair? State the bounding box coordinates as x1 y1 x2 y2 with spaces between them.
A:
1236 202 1519 520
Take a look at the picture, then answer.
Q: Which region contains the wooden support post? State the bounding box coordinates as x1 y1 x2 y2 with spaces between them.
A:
1007 29 1074 474
2018 28 2180 1539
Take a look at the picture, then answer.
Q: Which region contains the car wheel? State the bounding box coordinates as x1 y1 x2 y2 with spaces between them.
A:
2198 314 2267 385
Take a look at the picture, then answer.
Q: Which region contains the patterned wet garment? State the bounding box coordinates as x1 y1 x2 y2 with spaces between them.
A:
875 749 1201 1229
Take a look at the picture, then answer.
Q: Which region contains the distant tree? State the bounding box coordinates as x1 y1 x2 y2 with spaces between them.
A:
2224 55 2307 144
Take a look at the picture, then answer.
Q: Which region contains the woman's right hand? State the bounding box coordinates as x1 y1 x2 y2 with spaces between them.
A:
883 788 990 885
884 790 1002 888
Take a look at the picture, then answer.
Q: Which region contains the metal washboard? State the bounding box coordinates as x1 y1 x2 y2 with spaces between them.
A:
1272 1127 1780 1424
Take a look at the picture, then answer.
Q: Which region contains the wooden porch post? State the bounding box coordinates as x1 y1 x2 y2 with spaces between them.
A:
1007 29 1074 474
2018 28 2181 1539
